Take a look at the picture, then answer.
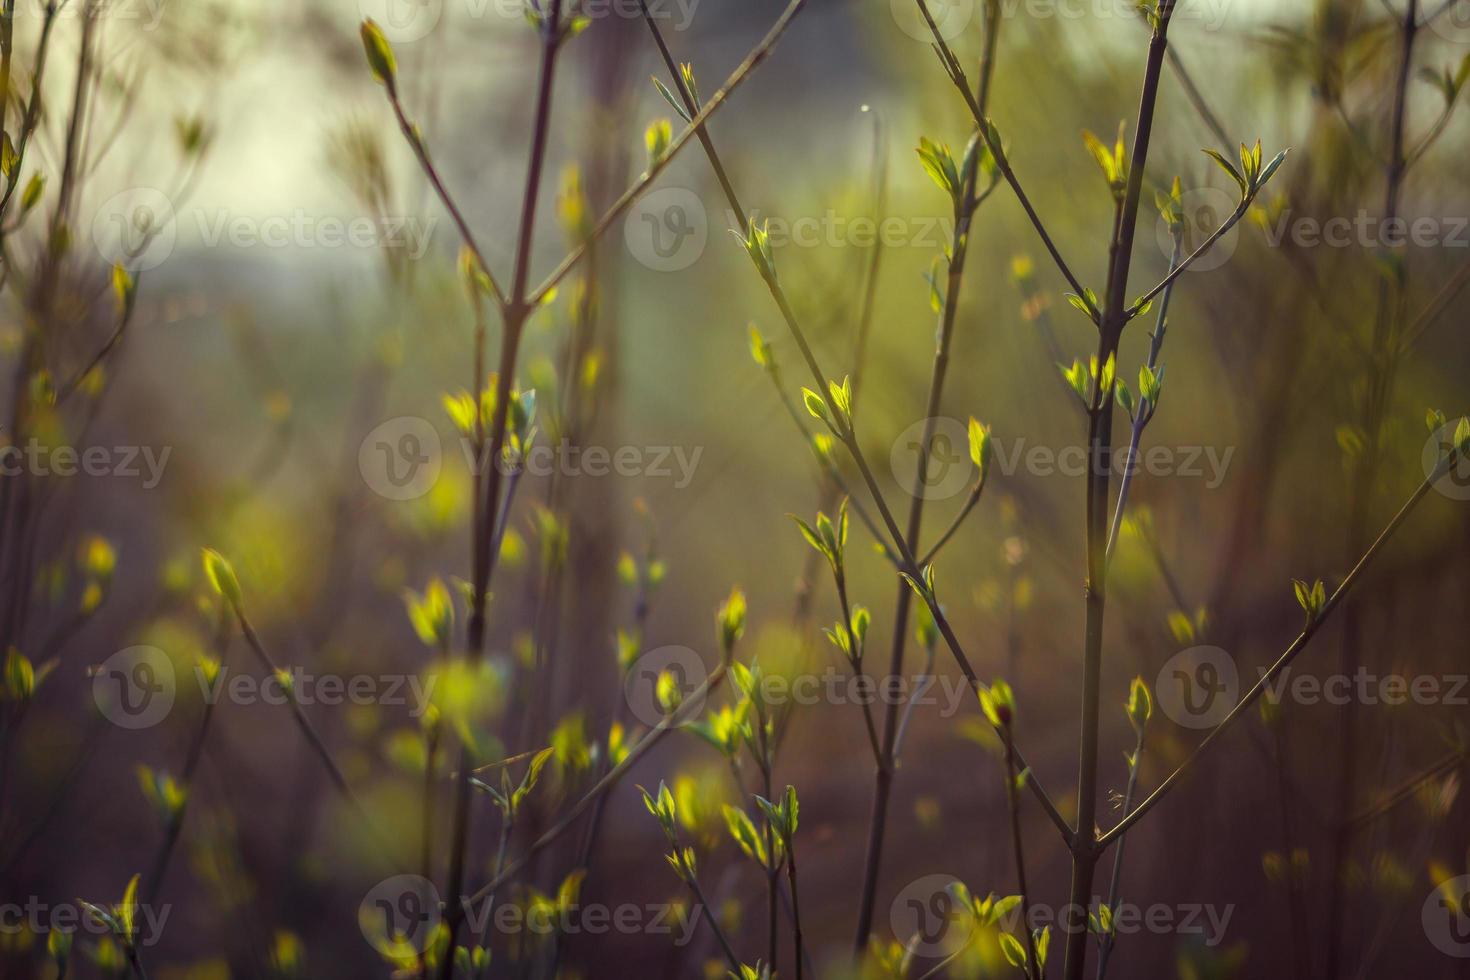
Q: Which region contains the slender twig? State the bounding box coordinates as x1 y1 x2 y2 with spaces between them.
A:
143 604 232 906
1063 7 1180 977
1104 232 1182 563
231 611 384 846
1325 5 1419 973
917 0 1088 304
786 843 805 980
1003 730 1040 980
530 0 811 306
438 8 566 972
1095 726 1145 980
1400 254 1470 352
461 662 730 908
918 470 990 567
855 1 1003 949
1125 201 1251 316
1346 750 1466 832
678 850 742 972
1102 464 1449 846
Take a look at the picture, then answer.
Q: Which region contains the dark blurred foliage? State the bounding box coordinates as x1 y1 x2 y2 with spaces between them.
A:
0 0 1468 977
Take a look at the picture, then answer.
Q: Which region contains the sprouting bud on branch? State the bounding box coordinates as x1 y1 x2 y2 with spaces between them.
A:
359 20 398 93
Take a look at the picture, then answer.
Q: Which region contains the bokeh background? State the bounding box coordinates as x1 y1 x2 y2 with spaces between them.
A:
1 0 1469 976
